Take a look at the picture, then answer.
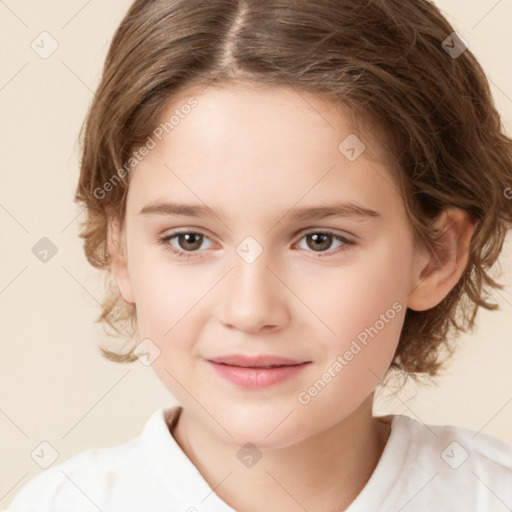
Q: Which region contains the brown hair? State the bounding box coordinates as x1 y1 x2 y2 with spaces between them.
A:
74 0 512 381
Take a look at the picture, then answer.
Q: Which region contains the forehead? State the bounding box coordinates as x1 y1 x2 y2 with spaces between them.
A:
154 82 372 159
126 83 402 223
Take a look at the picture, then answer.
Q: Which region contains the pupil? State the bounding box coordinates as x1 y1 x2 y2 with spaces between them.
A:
181 233 202 249
309 233 331 251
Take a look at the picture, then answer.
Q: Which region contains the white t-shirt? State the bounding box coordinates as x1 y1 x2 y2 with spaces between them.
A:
5 406 512 512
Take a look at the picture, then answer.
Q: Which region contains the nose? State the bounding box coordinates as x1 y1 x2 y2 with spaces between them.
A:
217 246 290 334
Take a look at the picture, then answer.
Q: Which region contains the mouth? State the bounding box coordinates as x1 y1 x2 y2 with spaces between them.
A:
206 354 312 389
207 354 310 368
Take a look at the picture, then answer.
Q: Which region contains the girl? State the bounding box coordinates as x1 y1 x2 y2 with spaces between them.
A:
7 0 512 510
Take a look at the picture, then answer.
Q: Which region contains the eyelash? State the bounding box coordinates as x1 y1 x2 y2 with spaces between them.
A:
157 229 356 259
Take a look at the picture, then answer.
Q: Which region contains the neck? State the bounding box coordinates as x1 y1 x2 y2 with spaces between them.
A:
172 394 391 512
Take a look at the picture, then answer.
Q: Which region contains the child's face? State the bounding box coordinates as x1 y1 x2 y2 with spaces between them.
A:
113 83 425 447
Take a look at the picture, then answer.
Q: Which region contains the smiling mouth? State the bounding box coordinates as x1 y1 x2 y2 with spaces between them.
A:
206 357 312 389
207 354 310 368
213 362 302 369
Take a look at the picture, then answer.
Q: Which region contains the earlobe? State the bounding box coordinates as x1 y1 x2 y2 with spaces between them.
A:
407 208 475 312
107 217 135 305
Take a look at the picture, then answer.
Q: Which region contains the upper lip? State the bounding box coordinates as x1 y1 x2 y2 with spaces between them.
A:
207 354 310 368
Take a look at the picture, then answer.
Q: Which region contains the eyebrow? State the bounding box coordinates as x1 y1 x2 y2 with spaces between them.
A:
139 200 381 222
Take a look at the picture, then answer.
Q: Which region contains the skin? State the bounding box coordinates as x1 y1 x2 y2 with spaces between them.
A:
108 82 474 511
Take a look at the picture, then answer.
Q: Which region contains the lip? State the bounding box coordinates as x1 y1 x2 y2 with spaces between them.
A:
206 354 311 389
207 354 308 367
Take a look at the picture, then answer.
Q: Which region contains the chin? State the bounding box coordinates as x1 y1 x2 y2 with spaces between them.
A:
209 407 311 450
228 426 303 450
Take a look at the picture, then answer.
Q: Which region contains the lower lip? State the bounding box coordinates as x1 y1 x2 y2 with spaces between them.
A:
207 361 311 389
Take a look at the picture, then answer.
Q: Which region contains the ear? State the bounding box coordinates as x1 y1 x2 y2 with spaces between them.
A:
407 207 475 311
107 216 135 304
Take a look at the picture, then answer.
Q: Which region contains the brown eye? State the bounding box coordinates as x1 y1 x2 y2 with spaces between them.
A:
175 232 204 251
158 229 355 260
296 230 355 257
305 233 334 252
158 230 213 258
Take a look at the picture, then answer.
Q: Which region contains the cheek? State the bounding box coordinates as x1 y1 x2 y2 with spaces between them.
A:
126 244 188 338
310 236 411 383
296 258 408 424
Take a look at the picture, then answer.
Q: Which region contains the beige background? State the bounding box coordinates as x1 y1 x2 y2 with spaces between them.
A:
1 0 511 508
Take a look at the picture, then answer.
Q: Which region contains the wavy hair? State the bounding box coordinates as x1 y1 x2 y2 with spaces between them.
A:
74 0 512 381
